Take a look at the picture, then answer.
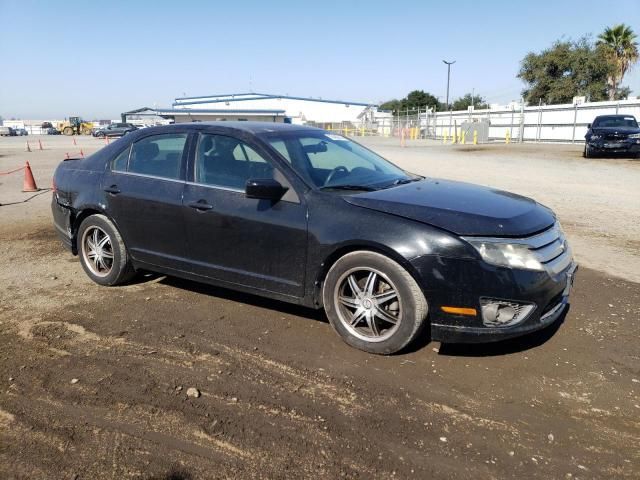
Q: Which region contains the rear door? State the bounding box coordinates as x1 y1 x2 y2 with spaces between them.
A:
101 131 191 269
182 131 308 297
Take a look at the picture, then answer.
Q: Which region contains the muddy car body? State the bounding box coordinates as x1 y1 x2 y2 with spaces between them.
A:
52 122 576 354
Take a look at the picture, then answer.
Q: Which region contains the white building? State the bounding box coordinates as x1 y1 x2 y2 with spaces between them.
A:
172 92 377 126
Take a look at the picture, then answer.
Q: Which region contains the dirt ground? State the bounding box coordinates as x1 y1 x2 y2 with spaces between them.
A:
1 135 639 479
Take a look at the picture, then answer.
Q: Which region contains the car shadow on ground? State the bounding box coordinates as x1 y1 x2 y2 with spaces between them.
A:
156 274 327 324
134 271 568 357
436 307 569 357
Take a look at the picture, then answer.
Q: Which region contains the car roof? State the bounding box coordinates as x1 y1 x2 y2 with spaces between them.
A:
594 114 637 120
139 121 324 136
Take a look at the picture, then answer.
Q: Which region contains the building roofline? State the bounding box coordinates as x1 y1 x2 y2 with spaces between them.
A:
172 93 374 108
123 107 286 116
174 92 269 102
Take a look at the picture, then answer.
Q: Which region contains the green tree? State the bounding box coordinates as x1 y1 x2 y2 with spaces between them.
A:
597 24 639 100
518 37 614 105
380 90 444 115
451 93 488 110
379 99 402 112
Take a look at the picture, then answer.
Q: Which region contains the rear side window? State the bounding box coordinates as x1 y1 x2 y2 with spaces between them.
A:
128 134 187 180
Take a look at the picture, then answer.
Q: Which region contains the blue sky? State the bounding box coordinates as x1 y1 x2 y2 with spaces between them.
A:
1 0 639 119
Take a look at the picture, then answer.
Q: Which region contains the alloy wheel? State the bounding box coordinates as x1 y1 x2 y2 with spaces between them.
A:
81 226 114 277
334 267 402 342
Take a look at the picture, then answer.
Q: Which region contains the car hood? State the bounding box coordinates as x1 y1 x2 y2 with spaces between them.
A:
344 178 555 237
591 126 640 135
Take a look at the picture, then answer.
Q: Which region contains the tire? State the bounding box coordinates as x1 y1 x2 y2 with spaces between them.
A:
77 214 135 286
584 144 593 158
63 127 74 136
322 251 428 354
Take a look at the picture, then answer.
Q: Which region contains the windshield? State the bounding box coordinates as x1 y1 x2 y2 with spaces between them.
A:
593 116 638 128
262 131 413 190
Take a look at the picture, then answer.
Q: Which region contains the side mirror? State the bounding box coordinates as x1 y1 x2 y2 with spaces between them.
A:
245 178 288 201
587 123 591 128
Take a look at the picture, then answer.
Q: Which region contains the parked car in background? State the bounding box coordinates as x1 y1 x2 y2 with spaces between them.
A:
52 122 576 354
91 125 106 136
0 126 12 136
94 123 137 138
584 114 640 158
47 128 61 135
14 128 28 136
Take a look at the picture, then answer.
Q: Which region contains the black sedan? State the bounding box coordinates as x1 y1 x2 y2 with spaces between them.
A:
52 122 576 354
94 123 138 138
584 114 640 158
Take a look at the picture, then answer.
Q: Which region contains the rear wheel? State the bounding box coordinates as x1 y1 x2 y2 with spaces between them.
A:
62 126 74 136
77 214 135 286
323 251 428 354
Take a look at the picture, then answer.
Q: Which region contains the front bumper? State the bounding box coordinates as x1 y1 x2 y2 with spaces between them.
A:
411 254 577 343
588 139 640 155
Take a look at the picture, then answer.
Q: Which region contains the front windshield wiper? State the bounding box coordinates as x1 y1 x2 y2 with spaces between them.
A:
319 184 378 192
381 176 423 188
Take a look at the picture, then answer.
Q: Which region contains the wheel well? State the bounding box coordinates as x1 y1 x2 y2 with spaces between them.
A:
313 244 424 307
69 208 102 254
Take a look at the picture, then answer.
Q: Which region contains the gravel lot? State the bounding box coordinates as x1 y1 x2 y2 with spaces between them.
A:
0 135 639 479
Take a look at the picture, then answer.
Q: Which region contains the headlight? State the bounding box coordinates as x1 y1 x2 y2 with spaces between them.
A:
465 239 544 271
629 133 640 139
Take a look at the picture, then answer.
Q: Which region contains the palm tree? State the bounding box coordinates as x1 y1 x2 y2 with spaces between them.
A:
597 24 639 100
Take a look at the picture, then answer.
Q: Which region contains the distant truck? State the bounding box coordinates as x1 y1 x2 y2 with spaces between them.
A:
0 126 15 136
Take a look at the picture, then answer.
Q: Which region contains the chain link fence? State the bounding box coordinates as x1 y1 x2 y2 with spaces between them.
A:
320 99 640 144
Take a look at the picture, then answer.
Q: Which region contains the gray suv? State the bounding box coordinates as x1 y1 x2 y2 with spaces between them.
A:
94 123 137 138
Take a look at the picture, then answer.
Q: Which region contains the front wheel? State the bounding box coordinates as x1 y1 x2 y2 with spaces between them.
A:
77 214 135 286
323 251 428 354
584 144 594 158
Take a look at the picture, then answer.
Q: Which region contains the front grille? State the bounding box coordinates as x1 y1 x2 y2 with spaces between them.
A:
522 223 572 276
604 133 626 141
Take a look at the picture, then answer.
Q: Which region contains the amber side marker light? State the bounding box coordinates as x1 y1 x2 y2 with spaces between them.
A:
441 306 477 316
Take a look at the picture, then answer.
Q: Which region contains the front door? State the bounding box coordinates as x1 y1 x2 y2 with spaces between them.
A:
101 132 190 268
182 132 307 297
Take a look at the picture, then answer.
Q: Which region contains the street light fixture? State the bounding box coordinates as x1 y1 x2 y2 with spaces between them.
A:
442 60 456 110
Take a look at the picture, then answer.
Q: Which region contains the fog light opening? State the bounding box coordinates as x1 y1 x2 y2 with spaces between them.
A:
480 298 535 327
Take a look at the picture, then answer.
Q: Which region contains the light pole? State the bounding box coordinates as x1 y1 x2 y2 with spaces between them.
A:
442 60 455 110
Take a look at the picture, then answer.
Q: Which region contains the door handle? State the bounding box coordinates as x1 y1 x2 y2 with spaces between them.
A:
187 200 213 211
104 185 121 194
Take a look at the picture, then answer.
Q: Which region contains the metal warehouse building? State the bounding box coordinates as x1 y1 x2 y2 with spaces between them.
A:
172 92 378 126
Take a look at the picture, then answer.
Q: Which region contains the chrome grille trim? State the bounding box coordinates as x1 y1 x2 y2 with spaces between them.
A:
544 246 573 275
465 223 562 249
533 238 566 263
464 222 573 276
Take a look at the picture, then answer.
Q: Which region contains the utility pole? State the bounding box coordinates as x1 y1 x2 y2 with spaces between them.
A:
442 60 456 110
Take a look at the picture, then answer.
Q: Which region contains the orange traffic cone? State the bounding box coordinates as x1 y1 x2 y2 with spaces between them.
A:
80 149 84 158
65 152 70 159
38 139 43 150
73 138 77 146
25 141 31 152
22 161 38 192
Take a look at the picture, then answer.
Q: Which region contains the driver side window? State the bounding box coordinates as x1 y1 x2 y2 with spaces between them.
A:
195 134 275 190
